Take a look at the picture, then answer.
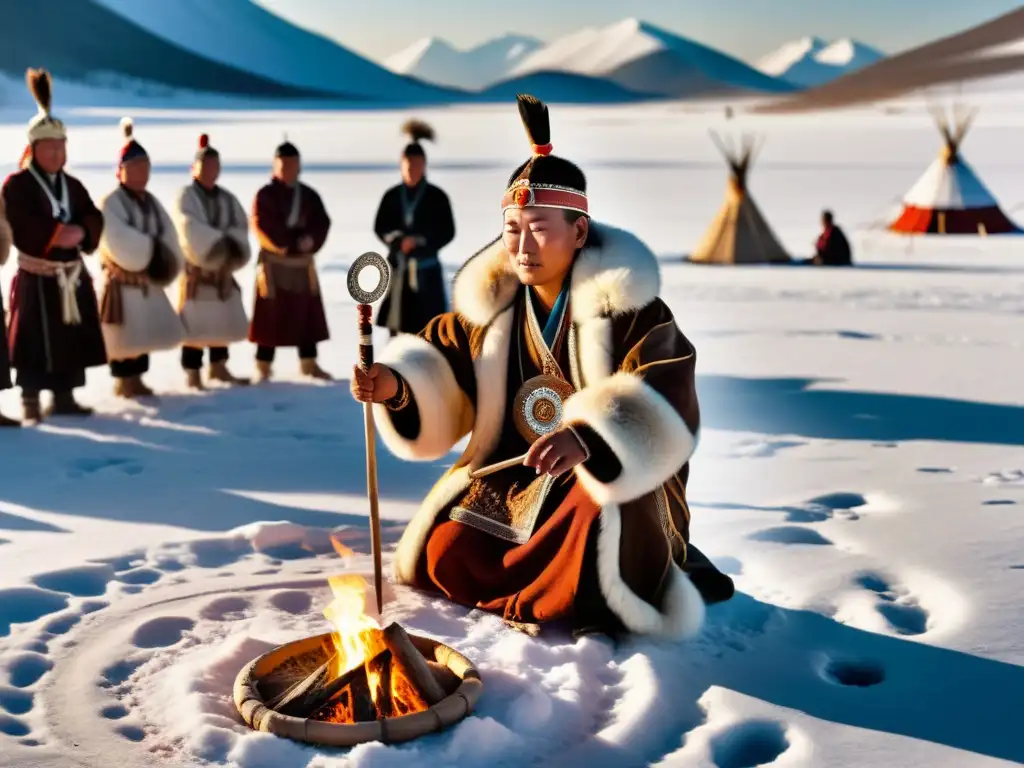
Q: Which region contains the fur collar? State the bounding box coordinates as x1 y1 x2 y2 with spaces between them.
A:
452 222 661 327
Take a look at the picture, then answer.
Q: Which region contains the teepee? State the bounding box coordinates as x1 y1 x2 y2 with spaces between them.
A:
888 105 1020 235
689 131 792 264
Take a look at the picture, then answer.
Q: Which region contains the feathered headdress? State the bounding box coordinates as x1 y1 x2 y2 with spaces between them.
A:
501 94 588 216
401 118 434 158
25 68 67 143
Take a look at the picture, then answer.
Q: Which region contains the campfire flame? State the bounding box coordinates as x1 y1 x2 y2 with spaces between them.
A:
318 536 429 723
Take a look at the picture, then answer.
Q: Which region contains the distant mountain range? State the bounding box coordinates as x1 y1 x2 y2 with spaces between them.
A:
0 0 1016 109
756 36 885 87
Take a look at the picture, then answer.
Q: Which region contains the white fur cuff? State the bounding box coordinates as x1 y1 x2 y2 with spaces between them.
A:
373 334 473 461
564 372 697 505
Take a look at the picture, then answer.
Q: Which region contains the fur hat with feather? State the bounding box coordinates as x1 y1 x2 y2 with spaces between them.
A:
25 68 67 143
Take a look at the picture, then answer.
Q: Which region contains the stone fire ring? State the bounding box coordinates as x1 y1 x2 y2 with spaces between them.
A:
233 631 483 747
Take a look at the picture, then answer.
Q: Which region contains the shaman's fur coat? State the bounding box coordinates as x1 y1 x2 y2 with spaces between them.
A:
374 223 706 640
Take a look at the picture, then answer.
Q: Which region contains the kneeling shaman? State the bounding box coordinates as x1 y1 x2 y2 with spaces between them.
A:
352 95 733 640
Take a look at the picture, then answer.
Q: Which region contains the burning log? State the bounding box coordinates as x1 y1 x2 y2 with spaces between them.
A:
378 622 447 707
314 649 391 723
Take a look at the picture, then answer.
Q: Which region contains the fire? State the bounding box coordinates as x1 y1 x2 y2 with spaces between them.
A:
317 543 429 723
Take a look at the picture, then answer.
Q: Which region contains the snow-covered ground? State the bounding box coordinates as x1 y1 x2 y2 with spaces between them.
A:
0 98 1022 768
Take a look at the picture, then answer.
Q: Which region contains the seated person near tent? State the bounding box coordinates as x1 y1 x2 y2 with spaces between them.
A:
814 209 852 266
351 94 734 640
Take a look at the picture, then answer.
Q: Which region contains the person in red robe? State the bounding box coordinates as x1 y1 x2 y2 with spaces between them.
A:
814 209 853 266
0 196 15 426
2 69 106 424
248 139 332 382
352 95 733 640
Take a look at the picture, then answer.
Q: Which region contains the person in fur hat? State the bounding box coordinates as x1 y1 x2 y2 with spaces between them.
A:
1 69 106 424
174 133 251 389
351 94 734 640
0 196 17 426
248 138 332 382
373 119 456 336
97 118 185 398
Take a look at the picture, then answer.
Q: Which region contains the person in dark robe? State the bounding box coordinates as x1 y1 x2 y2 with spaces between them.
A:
352 95 734 641
248 139 332 382
374 120 456 337
174 133 251 389
2 69 106 424
97 119 184 398
0 196 16 426
814 209 853 266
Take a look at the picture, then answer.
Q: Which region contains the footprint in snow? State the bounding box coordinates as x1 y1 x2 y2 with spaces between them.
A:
0 586 69 638
101 704 129 720
31 564 114 598
819 656 886 688
854 571 930 636
199 596 252 622
117 724 145 742
100 659 143 688
748 526 833 546
0 687 33 715
3 652 53 688
42 614 80 636
0 714 30 737
131 617 195 649
269 590 312 615
709 720 790 768
65 457 143 479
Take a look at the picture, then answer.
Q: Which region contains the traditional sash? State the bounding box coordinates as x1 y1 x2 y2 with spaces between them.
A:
256 251 319 299
17 253 83 325
100 262 150 325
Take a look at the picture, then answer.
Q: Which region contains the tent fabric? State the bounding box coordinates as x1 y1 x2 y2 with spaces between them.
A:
690 186 791 264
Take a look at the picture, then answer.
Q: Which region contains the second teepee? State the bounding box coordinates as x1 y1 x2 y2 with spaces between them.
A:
689 131 791 264
888 104 1020 235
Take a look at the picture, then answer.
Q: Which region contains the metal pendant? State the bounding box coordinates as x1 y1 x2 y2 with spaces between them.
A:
513 374 574 442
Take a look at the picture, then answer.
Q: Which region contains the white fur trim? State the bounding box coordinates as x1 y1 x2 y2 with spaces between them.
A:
452 223 660 327
596 504 704 639
99 188 183 279
564 372 697 506
393 466 472 584
173 184 251 271
373 334 472 462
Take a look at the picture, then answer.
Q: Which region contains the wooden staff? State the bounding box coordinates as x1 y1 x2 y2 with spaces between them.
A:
357 303 384 614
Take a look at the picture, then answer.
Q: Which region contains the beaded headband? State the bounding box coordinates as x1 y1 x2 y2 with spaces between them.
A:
500 143 589 215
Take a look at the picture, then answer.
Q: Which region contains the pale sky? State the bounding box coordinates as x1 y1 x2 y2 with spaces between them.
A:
254 0 1020 63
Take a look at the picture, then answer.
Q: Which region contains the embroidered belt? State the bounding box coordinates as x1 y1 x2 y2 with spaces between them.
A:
178 263 237 310
99 261 150 326
17 253 84 325
256 250 319 299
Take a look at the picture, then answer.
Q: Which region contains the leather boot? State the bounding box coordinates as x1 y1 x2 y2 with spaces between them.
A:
113 377 133 399
132 376 155 397
300 358 332 381
22 393 42 426
47 391 93 417
185 369 205 391
254 360 272 384
0 410 21 428
208 360 250 386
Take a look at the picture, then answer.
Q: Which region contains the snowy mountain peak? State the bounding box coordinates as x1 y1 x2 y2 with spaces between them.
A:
816 38 881 67
757 36 884 87
384 33 542 91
